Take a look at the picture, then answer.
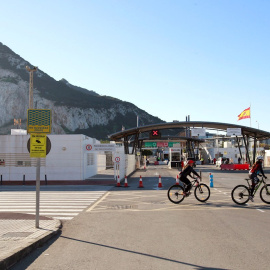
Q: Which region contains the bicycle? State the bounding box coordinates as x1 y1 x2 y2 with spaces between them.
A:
231 174 270 205
167 177 210 204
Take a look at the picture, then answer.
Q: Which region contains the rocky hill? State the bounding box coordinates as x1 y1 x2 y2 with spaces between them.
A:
0 42 165 139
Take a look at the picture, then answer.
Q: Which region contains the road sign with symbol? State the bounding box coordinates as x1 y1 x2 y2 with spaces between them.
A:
115 157 120 163
86 144 92 151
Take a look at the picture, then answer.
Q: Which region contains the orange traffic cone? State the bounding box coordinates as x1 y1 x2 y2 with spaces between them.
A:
124 175 129 187
176 174 179 185
138 175 144 188
116 175 121 187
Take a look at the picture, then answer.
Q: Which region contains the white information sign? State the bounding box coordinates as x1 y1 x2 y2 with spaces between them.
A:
227 128 242 136
171 148 181 152
191 128 206 137
92 144 116 151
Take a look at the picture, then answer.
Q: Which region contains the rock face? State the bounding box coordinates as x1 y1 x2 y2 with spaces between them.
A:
0 42 164 139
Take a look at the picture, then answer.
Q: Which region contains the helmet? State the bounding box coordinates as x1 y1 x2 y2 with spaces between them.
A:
256 155 264 161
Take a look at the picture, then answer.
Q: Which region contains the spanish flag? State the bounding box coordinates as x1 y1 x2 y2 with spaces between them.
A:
238 107 250 121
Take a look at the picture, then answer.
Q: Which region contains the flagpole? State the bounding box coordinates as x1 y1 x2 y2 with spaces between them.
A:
250 103 251 127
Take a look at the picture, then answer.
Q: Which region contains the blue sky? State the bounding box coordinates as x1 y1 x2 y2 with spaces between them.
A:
1 0 269 132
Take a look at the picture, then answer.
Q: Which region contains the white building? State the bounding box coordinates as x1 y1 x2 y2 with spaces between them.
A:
0 134 136 182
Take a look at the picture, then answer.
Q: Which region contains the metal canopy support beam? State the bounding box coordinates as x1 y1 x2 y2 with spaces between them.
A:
243 135 251 166
124 136 129 154
132 132 139 154
253 134 257 164
138 140 143 152
236 136 242 160
191 141 195 158
186 140 193 158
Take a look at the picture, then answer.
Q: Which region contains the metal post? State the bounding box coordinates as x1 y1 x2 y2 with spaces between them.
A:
36 158 41 228
23 174 25 185
236 136 243 160
26 66 40 229
45 174 47 185
0 175 2 185
243 135 251 166
253 134 257 164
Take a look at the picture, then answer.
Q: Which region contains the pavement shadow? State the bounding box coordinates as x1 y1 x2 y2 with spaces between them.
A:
10 230 230 270
58 235 230 270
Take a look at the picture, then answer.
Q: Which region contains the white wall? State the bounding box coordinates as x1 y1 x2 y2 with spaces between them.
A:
0 134 101 181
264 150 270 167
125 154 136 177
0 134 137 182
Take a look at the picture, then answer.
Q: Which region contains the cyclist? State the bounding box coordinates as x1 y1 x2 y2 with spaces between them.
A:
248 155 267 201
179 160 201 196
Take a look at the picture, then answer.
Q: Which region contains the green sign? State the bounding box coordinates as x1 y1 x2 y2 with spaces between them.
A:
144 142 157 148
169 142 181 147
27 109 52 134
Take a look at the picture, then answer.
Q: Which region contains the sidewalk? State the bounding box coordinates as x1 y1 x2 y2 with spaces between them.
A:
0 213 61 270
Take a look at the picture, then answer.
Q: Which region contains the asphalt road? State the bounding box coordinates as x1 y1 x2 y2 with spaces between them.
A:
11 165 270 270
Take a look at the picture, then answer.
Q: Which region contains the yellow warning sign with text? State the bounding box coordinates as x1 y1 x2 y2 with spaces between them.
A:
30 134 47 158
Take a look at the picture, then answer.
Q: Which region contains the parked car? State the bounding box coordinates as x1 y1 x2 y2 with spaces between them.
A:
216 157 227 167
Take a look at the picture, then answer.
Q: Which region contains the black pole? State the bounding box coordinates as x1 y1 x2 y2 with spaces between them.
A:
45 174 47 185
253 134 257 164
243 135 251 166
236 136 243 160
1 174 2 185
23 175 25 185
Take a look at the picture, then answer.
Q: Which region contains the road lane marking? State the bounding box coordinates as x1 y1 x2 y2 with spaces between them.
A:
87 192 110 212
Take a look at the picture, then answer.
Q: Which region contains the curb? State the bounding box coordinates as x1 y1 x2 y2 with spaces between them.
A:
0 219 62 270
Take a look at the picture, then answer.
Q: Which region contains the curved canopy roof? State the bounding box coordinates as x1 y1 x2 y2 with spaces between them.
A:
109 121 270 141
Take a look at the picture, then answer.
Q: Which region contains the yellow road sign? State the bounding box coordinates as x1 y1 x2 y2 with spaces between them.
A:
27 109 51 134
30 134 47 158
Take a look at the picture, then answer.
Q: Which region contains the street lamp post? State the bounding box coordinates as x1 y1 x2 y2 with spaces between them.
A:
256 121 259 129
26 65 40 228
26 66 37 109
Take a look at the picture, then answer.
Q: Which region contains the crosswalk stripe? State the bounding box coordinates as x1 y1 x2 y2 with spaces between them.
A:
0 189 109 220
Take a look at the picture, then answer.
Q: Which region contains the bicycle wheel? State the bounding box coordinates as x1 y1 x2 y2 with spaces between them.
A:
231 185 250 205
260 184 270 204
194 183 210 202
167 185 185 204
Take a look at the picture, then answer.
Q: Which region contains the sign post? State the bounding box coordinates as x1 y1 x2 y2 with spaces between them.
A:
27 109 51 228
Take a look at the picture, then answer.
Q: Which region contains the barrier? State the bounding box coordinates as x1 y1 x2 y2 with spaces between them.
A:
158 175 162 188
220 164 249 170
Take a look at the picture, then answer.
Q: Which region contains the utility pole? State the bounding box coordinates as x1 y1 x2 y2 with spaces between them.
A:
26 66 37 109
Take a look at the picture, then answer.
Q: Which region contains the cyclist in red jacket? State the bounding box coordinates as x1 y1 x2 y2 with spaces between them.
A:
179 160 201 196
249 156 267 201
